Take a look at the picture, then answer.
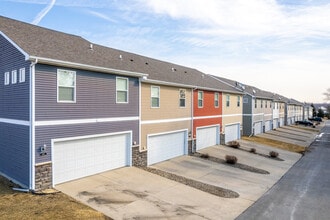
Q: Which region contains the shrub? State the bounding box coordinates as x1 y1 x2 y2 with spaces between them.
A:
228 141 240 148
250 148 256 153
200 153 209 158
269 151 279 158
225 155 238 164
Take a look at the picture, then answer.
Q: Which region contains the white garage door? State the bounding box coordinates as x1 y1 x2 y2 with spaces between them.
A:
273 119 278 129
264 120 272 132
196 125 220 151
225 123 240 143
148 130 187 165
280 118 284 127
254 121 263 135
53 132 131 185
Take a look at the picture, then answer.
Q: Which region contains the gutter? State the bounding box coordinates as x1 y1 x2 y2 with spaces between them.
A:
28 56 148 78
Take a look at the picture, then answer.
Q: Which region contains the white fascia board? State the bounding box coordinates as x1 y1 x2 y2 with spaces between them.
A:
142 78 195 89
0 31 29 60
28 56 148 78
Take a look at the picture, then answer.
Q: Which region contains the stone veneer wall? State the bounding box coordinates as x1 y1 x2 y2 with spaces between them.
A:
132 146 147 167
34 162 52 191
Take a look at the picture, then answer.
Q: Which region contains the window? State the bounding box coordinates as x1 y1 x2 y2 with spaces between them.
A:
19 68 25 83
4 72 10 85
261 100 263 108
214 92 219 107
255 99 257 108
57 69 76 102
11 70 17 84
226 95 230 107
237 96 240 107
151 86 160 107
179 89 186 107
265 101 267 108
198 91 203 108
116 77 128 103
270 102 272 108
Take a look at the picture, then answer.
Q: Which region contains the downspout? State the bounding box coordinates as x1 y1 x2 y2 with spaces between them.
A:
29 58 37 191
191 87 196 153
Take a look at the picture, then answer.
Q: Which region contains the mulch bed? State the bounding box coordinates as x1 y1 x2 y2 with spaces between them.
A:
192 152 270 174
139 166 239 198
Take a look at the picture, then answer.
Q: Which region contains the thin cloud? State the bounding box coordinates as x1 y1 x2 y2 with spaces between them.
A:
32 0 56 25
86 10 118 23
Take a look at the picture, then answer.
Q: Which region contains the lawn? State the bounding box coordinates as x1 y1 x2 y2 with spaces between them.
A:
242 136 306 154
0 175 111 220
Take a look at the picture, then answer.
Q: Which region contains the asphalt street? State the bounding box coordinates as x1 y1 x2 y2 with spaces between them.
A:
236 121 330 220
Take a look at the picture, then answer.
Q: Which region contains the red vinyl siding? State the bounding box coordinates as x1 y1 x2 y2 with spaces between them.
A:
193 90 222 137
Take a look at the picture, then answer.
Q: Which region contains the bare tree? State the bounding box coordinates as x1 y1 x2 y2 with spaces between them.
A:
323 88 330 101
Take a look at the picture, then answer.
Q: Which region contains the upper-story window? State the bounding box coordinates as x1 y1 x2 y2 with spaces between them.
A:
214 92 219 108
261 100 263 108
237 96 240 107
19 68 25 83
179 89 186 107
4 72 10 85
11 70 17 84
226 94 230 107
116 77 128 103
151 86 160 108
255 99 257 108
57 69 76 102
270 102 272 108
265 101 267 108
198 91 203 108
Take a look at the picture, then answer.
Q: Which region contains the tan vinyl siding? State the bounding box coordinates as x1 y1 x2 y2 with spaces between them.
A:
141 83 192 150
141 83 192 120
222 94 243 133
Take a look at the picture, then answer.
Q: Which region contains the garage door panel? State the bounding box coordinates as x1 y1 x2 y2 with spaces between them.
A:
196 126 219 151
53 132 130 185
225 124 240 143
265 120 271 132
148 130 187 165
254 122 262 135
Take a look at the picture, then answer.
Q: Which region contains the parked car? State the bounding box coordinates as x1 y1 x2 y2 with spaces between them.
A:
308 117 322 122
295 120 315 127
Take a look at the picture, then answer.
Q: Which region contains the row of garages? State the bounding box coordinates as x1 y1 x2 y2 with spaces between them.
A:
52 123 240 185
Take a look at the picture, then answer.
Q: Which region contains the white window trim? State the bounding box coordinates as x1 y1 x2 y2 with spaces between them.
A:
214 92 219 108
57 69 76 103
116 77 129 104
179 89 186 108
198 91 203 108
226 94 230 107
151 86 160 108
19 68 25 83
11 70 17 84
4 72 10 85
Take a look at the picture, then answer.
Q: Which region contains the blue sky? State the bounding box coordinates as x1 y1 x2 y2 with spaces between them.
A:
1 0 330 103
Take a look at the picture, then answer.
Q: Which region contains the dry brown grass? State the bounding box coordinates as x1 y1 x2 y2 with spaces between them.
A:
0 176 110 220
242 136 306 154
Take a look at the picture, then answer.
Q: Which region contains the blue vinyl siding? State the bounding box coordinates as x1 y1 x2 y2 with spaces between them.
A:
35 64 139 120
0 34 30 121
242 95 253 136
0 123 30 187
35 120 139 164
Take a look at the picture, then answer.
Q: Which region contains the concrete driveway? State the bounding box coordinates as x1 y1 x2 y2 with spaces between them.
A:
56 125 311 219
256 126 318 147
56 166 251 220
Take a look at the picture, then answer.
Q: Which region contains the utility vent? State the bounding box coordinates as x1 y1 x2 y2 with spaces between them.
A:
145 62 149 65
119 54 123 60
89 43 93 50
171 67 176 72
130 59 134 62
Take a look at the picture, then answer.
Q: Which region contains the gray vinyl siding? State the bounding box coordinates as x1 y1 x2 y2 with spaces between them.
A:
35 120 139 164
35 64 139 120
242 94 253 136
0 123 30 187
0 34 30 120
